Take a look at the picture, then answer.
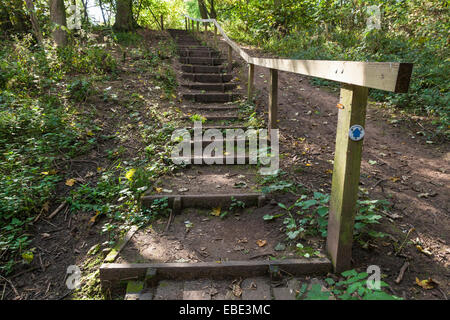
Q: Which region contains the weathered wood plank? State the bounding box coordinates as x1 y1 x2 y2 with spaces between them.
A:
247 63 255 102
268 68 278 131
326 84 368 272
100 258 332 285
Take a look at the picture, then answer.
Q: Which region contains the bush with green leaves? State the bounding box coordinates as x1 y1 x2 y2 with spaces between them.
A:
264 192 389 245
298 269 401 300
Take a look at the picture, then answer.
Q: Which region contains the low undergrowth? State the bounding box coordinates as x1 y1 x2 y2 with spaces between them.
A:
0 29 179 277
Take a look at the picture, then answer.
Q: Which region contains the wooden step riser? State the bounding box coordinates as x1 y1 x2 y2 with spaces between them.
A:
182 115 240 121
182 73 233 83
178 51 220 58
179 57 225 66
183 93 240 102
185 106 240 111
182 83 237 91
100 259 332 286
142 193 266 211
181 65 226 74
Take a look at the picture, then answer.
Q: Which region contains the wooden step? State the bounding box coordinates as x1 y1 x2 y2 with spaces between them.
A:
179 51 220 58
181 65 226 74
179 57 225 66
182 73 232 83
183 92 240 103
182 114 240 121
142 193 266 210
184 105 239 111
182 83 237 91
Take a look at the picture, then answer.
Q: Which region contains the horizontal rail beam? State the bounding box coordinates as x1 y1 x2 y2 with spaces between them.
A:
184 15 412 93
100 258 333 283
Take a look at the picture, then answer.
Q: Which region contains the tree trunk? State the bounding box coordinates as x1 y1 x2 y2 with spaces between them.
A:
49 0 68 46
113 0 135 31
98 0 108 25
208 0 216 19
7 0 29 32
24 0 44 46
198 0 209 19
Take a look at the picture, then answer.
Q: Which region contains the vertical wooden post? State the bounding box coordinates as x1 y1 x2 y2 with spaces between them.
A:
196 21 199 33
247 63 255 102
268 69 278 133
227 44 232 72
205 22 208 34
160 15 164 31
326 84 368 273
214 24 218 47
191 20 194 33
185 17 188 30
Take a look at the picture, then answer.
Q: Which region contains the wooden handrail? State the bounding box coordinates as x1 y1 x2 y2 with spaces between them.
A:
184 15 412 93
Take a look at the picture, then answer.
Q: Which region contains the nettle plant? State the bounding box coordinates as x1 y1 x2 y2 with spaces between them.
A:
264 192 389 247
298 269 401 300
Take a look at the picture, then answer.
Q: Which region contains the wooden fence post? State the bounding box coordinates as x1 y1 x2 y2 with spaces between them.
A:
196 21 199 33
214 24 218 47
326 84 368 273
185 17 187 30
205 22 208 34
227 44 232 72
191 20 194 33
247 63 254 102
268 68 278 133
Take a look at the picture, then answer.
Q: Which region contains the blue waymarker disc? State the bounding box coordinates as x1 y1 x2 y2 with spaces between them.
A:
349 125 365 141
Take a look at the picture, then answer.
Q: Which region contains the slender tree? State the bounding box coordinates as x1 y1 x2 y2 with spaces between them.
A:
49 0 68 46
198 0 209 19
24 0 44 46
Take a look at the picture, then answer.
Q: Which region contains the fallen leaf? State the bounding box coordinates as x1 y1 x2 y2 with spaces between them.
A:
155 187 163 193
390 177 400 183
415 277 438 290
65 178 76 186
210 207 221 216
416 245 432 256
256 239 267 247
125 168 136 181
89 211 101 225
42 202 49 213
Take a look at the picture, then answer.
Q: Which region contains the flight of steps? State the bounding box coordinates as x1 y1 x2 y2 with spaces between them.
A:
129 30 284 301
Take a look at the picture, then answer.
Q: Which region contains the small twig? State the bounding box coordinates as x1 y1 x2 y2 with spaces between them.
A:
38 253 45 272
164 210 173 233
48 200 67 219
438 288 448 300
249 252 275 260
394 261 409 284
58 290 74 300
371 179 385 190
395 227 415 256
0 275 19 299
41 218 58 228
9 266 40 280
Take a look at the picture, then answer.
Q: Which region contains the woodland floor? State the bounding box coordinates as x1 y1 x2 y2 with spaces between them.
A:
3 29 448 300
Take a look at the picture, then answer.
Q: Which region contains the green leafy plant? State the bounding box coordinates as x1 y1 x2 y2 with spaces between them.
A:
298 269 401 300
